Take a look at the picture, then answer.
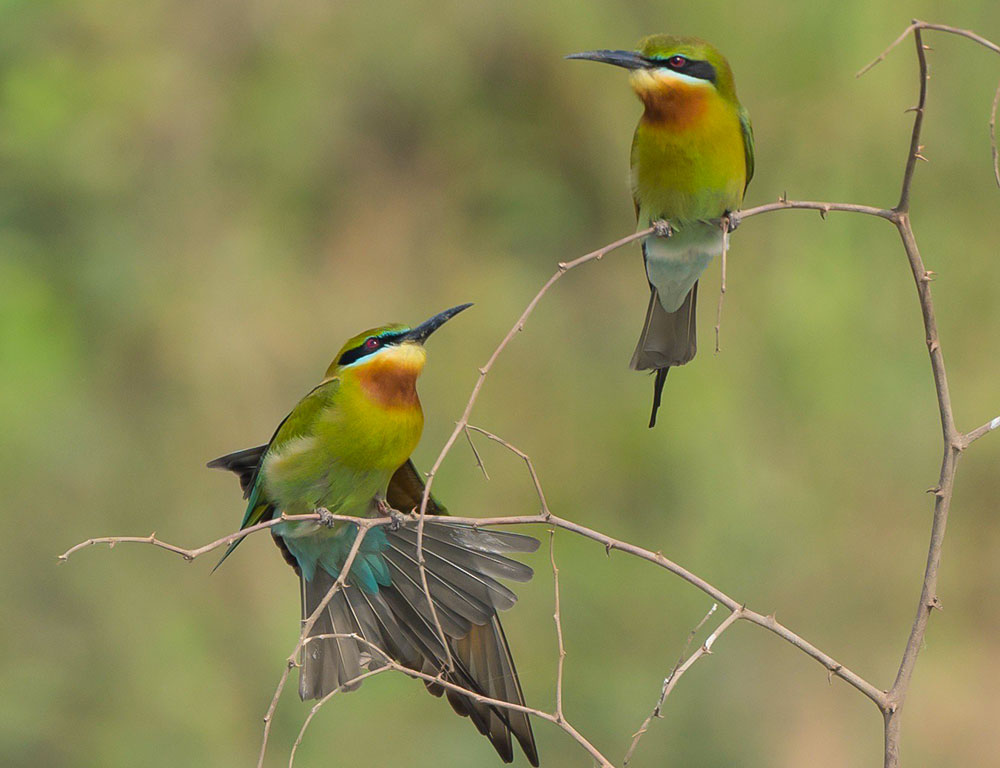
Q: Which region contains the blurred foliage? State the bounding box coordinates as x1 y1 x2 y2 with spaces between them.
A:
3 1 999 767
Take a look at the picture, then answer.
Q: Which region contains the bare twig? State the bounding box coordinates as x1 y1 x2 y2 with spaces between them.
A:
463 424 491 480
412 227 655 664
624 602 720 766
859 20 1000 77
549 529 567 721
859 19 1000 194
732 199 894 226
58 512 327 563
62 502 887 709
459 429 887 707
714 217 730 353
289 664 391 768
466 425 551 516
896 29 930 213
291 630 617 768
960 415 1000 448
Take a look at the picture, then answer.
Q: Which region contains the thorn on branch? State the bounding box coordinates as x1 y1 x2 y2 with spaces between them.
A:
928 596 944 611
921 270 936 282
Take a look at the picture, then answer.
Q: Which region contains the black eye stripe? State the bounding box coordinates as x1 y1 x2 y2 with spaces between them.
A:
336 331 408 367
645 56 717 84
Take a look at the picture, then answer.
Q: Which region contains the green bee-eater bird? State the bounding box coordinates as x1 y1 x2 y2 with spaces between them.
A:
208 304 539 766
568 36 754 427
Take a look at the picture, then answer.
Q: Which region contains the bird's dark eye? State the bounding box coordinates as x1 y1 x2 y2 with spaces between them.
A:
667 55 687 69
363 337 380 352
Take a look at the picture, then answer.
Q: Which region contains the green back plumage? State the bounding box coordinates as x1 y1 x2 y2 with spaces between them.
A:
738 105 754 191
211 378 339 570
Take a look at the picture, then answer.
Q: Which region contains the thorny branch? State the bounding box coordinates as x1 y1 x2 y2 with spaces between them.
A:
58 19 1000 768
411 227 654 667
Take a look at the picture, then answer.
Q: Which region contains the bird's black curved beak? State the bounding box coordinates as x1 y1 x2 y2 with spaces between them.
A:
404 303 472 344
565 50 648 70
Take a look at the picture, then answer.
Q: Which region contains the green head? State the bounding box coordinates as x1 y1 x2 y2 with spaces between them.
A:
566 35 738 103
325 303 472 379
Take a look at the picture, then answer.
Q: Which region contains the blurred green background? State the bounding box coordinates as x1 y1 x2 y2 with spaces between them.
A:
3 1 999 766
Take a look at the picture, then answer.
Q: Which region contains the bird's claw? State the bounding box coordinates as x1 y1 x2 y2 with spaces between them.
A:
652 219 673 238
316 508 337 528
724 212 740 233
388 508 406 532
374 496 406 531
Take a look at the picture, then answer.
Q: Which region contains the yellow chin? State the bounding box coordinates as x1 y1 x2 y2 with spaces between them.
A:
381 341 427 373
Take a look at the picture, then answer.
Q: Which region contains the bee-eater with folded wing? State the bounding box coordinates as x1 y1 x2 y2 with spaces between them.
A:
208 304 539 766
568 36 754 427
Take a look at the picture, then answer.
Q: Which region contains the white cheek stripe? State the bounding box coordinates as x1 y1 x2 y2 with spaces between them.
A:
652 68 714 88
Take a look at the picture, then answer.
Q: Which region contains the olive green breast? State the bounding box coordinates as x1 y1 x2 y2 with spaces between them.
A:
630 89 747 224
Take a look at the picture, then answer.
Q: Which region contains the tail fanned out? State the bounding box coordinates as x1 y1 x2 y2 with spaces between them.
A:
299 521 540 766
629 282 698 428
210 451 540 765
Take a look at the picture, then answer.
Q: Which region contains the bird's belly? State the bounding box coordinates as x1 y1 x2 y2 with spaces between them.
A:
263 435 389 516
643 221 724 312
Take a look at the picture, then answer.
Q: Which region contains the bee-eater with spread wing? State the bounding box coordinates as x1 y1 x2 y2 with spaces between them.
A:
568 36 754 427
208 304 539 766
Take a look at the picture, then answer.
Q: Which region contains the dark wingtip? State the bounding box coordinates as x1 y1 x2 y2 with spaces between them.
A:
648 368 669 428
523 740 540 767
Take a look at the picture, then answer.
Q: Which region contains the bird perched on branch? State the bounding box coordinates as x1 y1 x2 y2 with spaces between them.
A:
567 36 754 427
208 304 539 766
